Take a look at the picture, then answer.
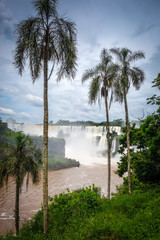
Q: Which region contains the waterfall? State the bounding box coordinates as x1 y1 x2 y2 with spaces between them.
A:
7 121 121 165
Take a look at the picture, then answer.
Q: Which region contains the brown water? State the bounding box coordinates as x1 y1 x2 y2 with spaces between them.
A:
0 164 122 235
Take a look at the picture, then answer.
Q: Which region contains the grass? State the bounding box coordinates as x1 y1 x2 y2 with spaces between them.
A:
1 185 160 240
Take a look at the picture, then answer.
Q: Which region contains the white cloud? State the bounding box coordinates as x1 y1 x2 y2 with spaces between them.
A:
0 0 160 124
20 112 31 118
25 94 43 106
0 106 15 115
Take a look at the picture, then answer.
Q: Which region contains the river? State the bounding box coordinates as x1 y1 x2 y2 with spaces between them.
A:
0 162 122 235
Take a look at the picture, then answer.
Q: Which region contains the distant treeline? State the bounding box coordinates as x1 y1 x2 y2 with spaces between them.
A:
49 119 127 127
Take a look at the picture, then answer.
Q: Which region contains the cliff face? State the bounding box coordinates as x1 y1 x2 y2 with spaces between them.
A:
32 136 65 158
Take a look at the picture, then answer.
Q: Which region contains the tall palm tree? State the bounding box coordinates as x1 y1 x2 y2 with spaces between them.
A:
13 0 77 235
110 47 145 193
0 131 42 235
82 49 118 200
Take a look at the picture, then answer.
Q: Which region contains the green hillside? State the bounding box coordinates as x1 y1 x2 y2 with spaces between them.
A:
1 185 160 240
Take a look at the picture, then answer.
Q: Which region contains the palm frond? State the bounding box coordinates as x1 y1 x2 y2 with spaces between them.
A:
105 64 119 87
89 76 100 104
14 4 77 83
128 51 145 63
82 48 118 109
113 78 124 103
33 0 58 19
121 48 132 62
13 17 42 81
152 73 160 90
0 144 17 187
48 40 59 61
110 48 123 63
82 68 96 83
29 31 42 82
111 47 145 101
100 48 112 66
95 64 105 76
55 17 77 81
129 67 145 90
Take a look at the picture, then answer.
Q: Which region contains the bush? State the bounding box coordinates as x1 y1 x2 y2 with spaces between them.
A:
1 186 160 240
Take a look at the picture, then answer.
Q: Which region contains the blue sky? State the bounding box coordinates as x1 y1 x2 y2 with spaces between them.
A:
0 0 160 124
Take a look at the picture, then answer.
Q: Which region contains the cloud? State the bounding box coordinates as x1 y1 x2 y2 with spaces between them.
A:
130 24 157 38
0 106 15 115
25 94 43 106
0 0 15 39
20 112 31 118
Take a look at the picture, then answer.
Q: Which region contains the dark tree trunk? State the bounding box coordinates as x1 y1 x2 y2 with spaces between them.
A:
104 87 111 200
124 90 131 194
15 177 20 235
43 38 49 236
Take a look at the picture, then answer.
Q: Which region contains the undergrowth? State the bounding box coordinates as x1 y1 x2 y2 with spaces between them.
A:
1 185 160 240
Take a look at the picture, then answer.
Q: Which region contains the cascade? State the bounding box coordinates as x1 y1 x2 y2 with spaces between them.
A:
8 122 121 165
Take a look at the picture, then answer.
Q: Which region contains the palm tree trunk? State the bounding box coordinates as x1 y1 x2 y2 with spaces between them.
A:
104 87 111 200
123 90 131 194
15 176 20 235
43 44 49 236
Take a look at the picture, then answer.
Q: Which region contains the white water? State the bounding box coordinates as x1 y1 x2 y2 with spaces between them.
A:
8 123 122 165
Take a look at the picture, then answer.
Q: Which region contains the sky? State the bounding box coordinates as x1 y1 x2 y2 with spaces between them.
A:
0 0 160 124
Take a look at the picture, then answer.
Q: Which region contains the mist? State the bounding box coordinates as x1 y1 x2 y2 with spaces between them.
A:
7 119 121 166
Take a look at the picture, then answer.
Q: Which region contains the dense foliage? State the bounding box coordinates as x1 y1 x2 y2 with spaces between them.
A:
117 74 160 189
0 119 15 146
1 185 160 240
0 130 42 234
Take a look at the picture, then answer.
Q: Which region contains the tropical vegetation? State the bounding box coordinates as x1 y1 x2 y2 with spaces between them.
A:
0 131 42 235
1 185 160 240
110 47 145 193
0 74 160 238
13 0 77 234
82 49 118 199
0 0 159 238
116 73 160 192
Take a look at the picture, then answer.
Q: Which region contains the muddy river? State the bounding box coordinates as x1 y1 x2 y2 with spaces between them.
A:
0 164 122 235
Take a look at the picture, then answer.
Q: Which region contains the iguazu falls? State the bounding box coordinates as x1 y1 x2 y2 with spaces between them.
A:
8 120 122 165
0 119 124 235
0 0 160 239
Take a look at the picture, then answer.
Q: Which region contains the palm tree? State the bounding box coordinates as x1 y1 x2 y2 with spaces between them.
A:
82 49 118 200
110 47 145 193
0 131 42 235
13 0 77 235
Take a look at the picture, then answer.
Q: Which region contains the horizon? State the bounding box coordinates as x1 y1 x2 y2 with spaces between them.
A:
6 116 140 126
